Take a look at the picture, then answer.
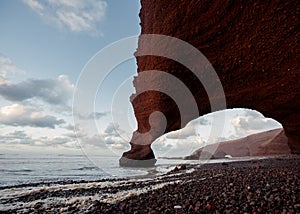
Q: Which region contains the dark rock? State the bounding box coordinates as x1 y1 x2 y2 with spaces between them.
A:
119 158 157 167
119 144 157 167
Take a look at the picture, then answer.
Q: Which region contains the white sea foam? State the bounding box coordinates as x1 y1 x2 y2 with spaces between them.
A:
101 180 183 204
0 176 185 212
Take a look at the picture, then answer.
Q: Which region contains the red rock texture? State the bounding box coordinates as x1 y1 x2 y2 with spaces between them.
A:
185 128 291 159
120 0 300 166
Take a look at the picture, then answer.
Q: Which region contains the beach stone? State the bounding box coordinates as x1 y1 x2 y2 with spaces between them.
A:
173 166 179 172
294 204 300 208
205 203 212 211
179 164 186 170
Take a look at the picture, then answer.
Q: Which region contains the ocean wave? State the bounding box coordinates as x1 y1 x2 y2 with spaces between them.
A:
0 169 33 173
74 166 99 171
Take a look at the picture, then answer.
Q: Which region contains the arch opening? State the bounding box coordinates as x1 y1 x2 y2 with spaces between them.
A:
151 108 290 160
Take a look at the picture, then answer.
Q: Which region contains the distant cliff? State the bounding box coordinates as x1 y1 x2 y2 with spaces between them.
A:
185 128 290 160
120 0 299 166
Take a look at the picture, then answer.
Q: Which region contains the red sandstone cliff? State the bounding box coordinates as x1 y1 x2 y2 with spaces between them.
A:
185 128 290 160
120 0 300 166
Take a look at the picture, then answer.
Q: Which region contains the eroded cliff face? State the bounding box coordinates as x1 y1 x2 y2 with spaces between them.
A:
120 0 299 166
185 129 290 160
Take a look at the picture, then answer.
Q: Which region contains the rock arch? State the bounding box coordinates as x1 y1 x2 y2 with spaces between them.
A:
120 0 299 166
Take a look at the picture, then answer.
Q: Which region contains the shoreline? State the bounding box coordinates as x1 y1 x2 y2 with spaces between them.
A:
0 155 270 190
1 155 299 213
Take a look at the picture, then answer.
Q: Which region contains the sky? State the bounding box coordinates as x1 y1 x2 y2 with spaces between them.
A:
0 0 282 158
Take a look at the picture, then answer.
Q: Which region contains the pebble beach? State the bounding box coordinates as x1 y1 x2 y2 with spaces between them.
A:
1 155 299 213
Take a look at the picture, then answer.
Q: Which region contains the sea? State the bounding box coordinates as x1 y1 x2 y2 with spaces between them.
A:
0 153 140 187
0 152 268 188
0 153 201 187
0 153 275 212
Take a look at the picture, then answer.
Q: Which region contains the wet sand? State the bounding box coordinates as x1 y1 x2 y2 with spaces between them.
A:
1 155 299 213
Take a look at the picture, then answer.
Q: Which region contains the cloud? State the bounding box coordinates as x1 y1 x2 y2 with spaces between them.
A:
76 111 108 120
0 130 33 145
152 136 172 151
0 75 74 106
165 116 210 140
231 110 282 136
63 123 76 131
166 125 196 139
153 135 205 157
104 123 118 135
103 123 126 137
0 130 80 148
0 104 65 128
190 117 210 126
24 0 44 11
101 123 129 150
103 135 128 149
71 122 129 150
34 135 78 148
23 0 107 35
0 53 24 85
